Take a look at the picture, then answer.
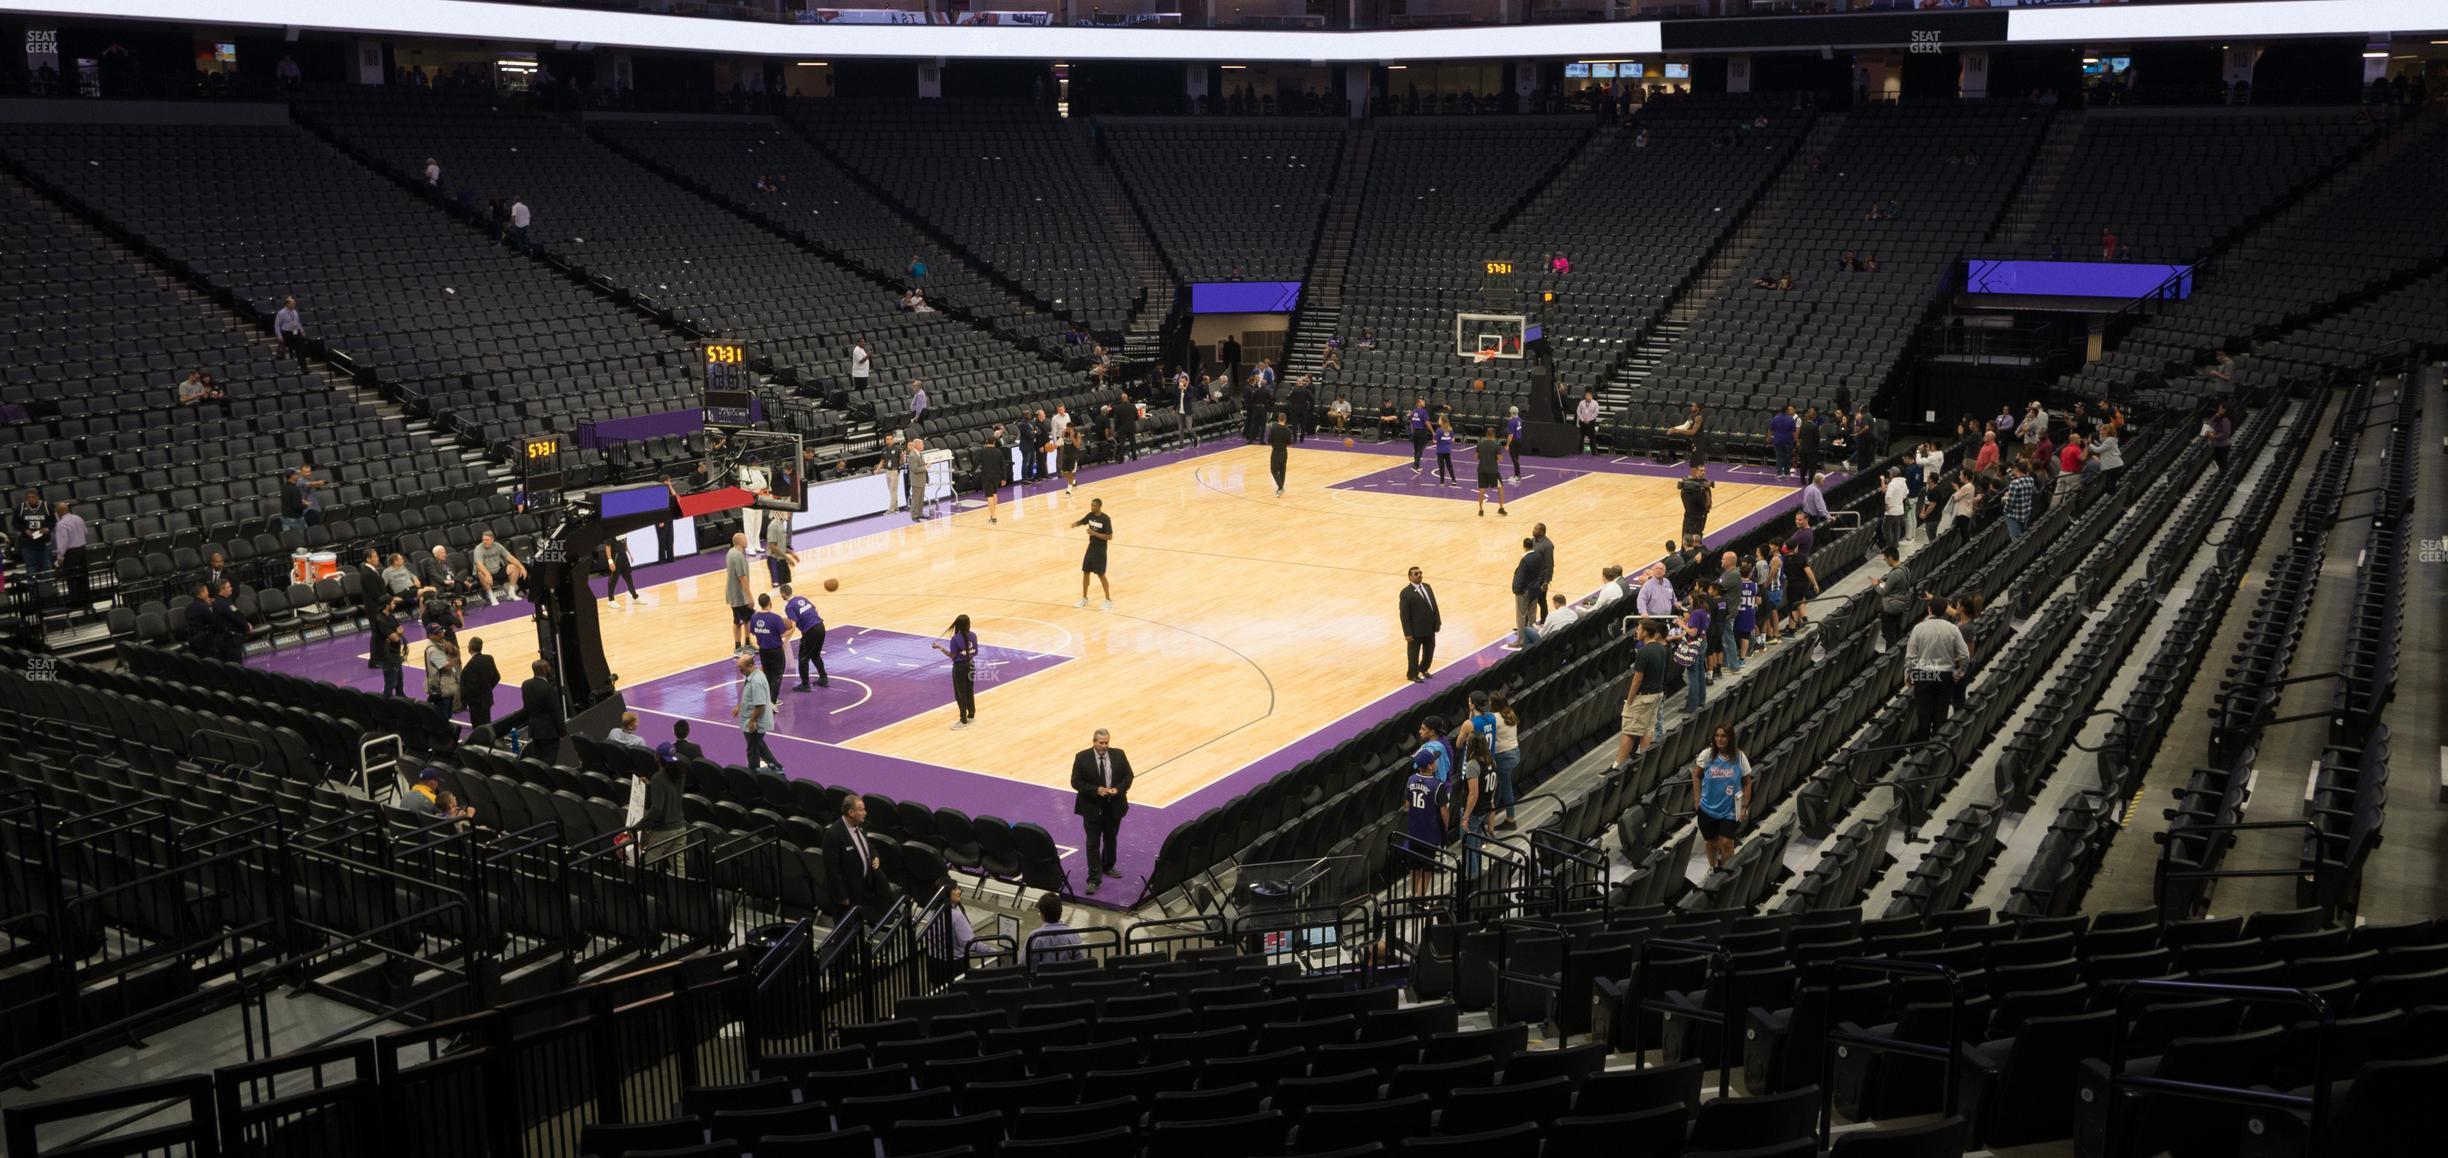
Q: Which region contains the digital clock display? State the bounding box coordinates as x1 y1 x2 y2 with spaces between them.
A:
524 435 561 461
1484 261 1515 276
703 340 750 399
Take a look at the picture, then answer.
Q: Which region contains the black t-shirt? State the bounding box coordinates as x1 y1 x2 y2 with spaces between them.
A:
1679 477 1713 516
1269 424 1292 454
1631 641 1674 695
1079 512 1112 548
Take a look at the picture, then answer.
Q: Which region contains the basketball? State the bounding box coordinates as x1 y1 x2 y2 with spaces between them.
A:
1472 379 1486 392
824 578 840 592
1344 438 1355 448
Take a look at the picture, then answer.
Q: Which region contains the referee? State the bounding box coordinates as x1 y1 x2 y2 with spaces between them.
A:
749 593 790 709
1074 498 1114 610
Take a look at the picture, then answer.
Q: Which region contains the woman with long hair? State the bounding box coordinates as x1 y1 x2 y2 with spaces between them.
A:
1691 723 1753 870
1457 730 1495 878
423 633 462 723
933 614 980 728
1489 690 1522 832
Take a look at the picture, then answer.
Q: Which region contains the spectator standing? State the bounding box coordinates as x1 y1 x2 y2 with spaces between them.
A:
732 652 783 774
1782 512 1819 631
181 580 216 657
1575 391 1602 455
521 660 565 760
2204 402 2234 471
272 296 305 363
1881 469 1909 549
1509 538 1542 648
459 637 499 730
1799 473 1830 526
1678 465 1714 542
1796 406 1823 481
2092 427 2124 493
508 195 531 250
1677 593 1711 712
1974 428 2000 474
1691 725 1754 870
423 634 462 722
210 580 246 662
369 596 406 696
1906 597 1970 740
2002 462 2037 540
640 761 690 876
1488 691 1522 831
1403 745 1449 894
821 795 889 919
422 157 441 188
1611 619 1674 772
48 500 87 604
1769 405 1798 476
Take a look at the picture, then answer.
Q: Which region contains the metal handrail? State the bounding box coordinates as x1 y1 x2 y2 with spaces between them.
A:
1631 936 1735 1097
1817 957 1967 1149
2152 818 2322 915
2107 980 2333 1157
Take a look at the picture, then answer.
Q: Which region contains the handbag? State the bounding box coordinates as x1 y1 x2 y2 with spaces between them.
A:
1672 635 1703 668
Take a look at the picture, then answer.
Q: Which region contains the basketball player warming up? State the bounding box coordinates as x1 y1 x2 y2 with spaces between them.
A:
1074 498 1114 610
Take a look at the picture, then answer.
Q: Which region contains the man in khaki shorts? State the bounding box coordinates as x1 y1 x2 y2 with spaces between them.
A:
1609 619 1675 775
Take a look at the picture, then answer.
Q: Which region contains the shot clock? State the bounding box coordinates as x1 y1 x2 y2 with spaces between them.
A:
520 431 564 500
701 339 755 428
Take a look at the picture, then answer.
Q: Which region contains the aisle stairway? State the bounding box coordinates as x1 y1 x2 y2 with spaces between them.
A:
1283 123 1374 381
1599 113 1846 407
1994 108 2085 244
1070 121 1175 360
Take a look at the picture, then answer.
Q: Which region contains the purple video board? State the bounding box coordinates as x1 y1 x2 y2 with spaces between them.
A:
1190 281 1303 314
597 482 675 523
1965 259 2191 300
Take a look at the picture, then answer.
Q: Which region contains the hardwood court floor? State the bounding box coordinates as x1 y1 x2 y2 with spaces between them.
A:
465 445 1785 807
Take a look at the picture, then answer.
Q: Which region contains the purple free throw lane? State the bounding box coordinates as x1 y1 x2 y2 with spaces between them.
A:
1326 458 1576 503
623 628 1067 746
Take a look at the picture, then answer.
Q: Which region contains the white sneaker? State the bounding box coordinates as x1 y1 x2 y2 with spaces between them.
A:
1100 600 1114 611
950 720 969 730
1077 598 1090 608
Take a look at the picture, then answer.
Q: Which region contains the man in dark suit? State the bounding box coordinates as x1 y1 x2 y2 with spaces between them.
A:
1019 411 1045 481
183 580 217 658
520 660 565 761
210 579 247 662
822 793 889 920
1285 376 1314 442
1112 387 1138 462
1070 728 1134 895
1399 566 1442 683
459 636 500 730
353 548 386 617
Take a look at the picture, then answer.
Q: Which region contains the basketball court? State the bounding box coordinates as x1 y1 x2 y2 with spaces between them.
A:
271 438 1806 900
